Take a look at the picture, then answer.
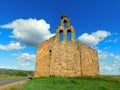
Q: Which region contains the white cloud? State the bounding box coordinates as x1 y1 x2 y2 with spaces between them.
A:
113 38 119 43
20 63 30 67
98 52 108 59
100 64 120 75
99 50 120 63
16 53 36 62
78 30 111 46
109 53 115 57
104 46 111 50
100 66 113 71
0 42 25 50
105 38 119 43
98 50 120 75
109 53 120 63
13 53 36 70
0 18 54 47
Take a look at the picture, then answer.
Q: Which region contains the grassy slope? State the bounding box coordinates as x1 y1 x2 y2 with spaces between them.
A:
11 76 120 90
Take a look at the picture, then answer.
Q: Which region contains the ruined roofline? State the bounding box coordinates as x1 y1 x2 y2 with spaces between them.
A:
37 35 56 48
77 41 98 53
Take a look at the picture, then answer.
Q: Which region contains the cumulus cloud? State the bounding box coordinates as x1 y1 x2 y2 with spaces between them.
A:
101 66 113 71
13 53 36 70
0 18 54 47
0 42 25 50
16 53 36 62
78 30 111 46
98 50 120 63
100 64 120 75
109 53 120 64
98 50 120 75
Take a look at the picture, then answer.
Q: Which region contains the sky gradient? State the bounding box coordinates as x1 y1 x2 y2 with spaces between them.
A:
0 0 120 75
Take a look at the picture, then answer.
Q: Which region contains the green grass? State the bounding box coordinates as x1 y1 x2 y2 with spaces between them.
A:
10 76 120 90
0 70 33 79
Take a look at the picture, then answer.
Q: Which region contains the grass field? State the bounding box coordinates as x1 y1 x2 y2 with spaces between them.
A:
10 76 120 90
0 70 33 79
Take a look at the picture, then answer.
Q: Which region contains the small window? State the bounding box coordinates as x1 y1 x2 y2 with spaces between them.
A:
64 20 67 28
59 30 64 41
49 50 52 52
67 30 72 41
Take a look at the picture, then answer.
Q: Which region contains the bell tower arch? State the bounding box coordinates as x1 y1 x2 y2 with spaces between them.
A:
56 15 76 42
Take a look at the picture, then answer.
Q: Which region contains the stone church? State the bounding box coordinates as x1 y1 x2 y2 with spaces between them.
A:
34 15 99 77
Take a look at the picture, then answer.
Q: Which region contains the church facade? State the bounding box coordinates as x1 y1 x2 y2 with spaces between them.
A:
34 16 99 77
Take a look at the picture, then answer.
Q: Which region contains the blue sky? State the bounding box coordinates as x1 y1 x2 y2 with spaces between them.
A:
0 0 120 75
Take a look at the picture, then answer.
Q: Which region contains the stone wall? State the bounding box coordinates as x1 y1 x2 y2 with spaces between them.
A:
78 43 99 76
34 39 99 77
34 15 99 77
34 36 55 77
50 41 81 76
